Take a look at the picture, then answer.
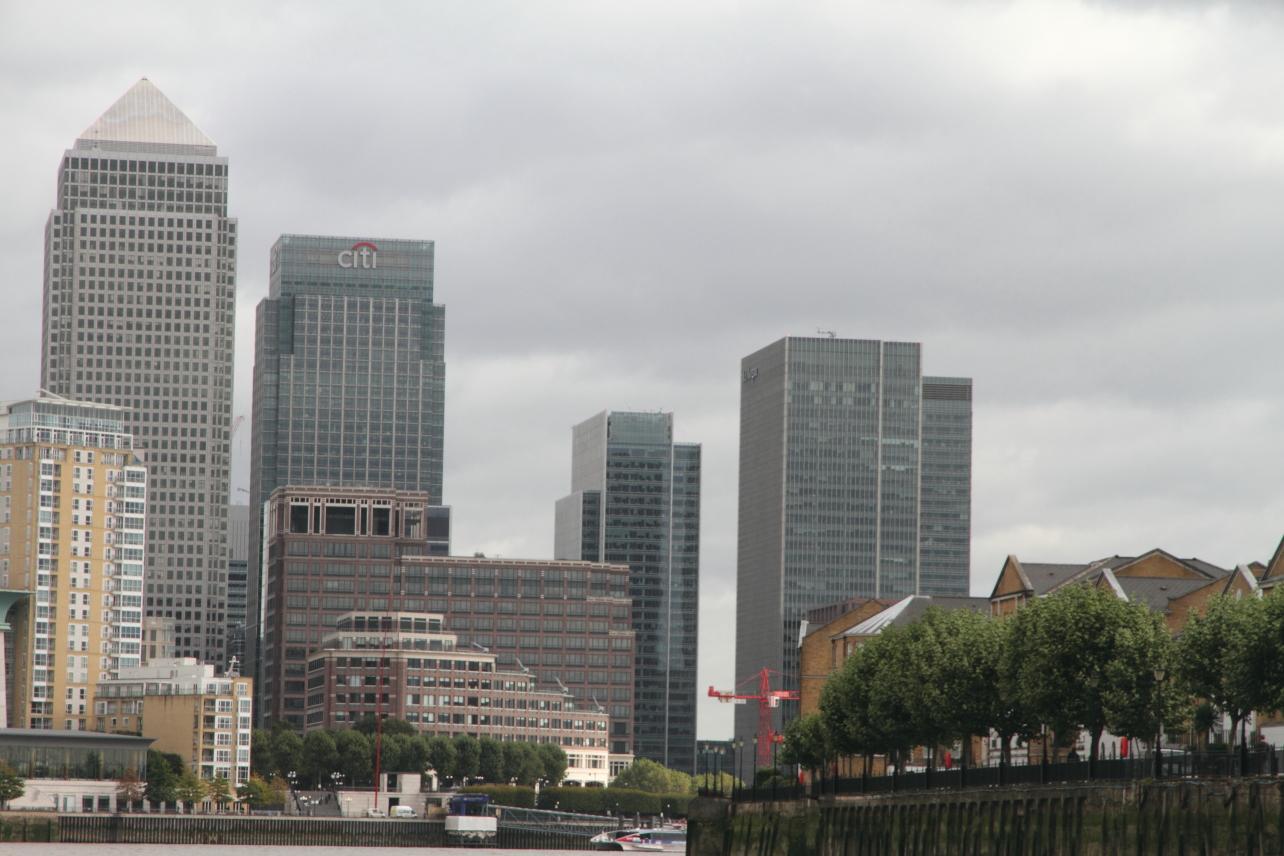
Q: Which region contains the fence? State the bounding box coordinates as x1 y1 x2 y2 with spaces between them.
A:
708 747 1284 802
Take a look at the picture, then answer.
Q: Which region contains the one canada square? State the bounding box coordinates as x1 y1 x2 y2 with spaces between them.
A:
40 80 236 666
734 337 971 748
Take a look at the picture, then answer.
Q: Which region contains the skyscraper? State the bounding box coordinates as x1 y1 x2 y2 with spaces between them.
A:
0 395 148 730
225 504 249 665
247 235 448 713
555 411 700 774
734 337 971 747
40 79 236 666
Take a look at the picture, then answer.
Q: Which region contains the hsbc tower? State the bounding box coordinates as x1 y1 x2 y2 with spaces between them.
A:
247 235 448 724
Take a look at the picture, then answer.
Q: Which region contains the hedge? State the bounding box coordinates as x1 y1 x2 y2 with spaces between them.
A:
458 784 536 807
536 787 691 817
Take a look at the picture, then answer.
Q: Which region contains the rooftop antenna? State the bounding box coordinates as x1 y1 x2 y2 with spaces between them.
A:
816 329 837 339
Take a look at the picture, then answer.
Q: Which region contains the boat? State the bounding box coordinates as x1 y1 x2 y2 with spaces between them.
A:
591 826 687 852
444 793 497 843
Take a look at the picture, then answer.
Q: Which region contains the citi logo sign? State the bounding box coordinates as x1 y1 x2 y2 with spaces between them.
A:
338 241 378 269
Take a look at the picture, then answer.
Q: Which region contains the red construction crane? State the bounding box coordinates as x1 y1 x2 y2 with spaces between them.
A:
708 668 799 767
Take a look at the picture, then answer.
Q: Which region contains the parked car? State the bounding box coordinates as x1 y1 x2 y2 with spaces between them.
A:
366 808 387 818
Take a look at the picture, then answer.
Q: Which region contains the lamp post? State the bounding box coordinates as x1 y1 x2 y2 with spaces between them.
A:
751 736 758 801
732 738 743 799
1152 667 1166 780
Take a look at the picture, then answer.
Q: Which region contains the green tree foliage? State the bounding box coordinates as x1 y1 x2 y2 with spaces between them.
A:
237 775 286 810
1179 593 1273 750
453 735 481 780
380 733 415 773
334 729 372 786
206 776 233 808
144 749 179 804
502 742 543 785
426 735 458 781
1103 604 1188 742
271 730 304 780
611 758 694 794
250 729 275 777
781 713 830 771
1006 585 1150 761
0 762 25 808
174 769 207 811
536 743 568 786
696 771 741 796
353 714 417 738
301 731 339 788
478 737 505 783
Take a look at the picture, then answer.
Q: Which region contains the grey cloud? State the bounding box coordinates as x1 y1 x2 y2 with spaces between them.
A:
5 1 1284 737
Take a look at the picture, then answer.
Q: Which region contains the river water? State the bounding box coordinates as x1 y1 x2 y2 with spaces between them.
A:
4 847 584 855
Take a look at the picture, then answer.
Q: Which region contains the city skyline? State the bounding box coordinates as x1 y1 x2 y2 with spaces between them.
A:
7 4 1284 740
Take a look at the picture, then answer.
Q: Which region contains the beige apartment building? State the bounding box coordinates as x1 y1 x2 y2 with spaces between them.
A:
0 395 147 730
96 658 253 785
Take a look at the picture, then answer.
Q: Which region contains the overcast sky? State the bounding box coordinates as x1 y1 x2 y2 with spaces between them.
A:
5 1 1284 739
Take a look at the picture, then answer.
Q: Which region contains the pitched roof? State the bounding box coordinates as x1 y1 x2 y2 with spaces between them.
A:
1107 575 1210 611
1019 562 1097 595
841 595 991 637
77 78 215 149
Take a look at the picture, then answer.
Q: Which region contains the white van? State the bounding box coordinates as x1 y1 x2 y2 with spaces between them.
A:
390 805 417 818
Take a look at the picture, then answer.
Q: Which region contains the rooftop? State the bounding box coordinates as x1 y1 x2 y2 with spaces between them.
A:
76 78 215 150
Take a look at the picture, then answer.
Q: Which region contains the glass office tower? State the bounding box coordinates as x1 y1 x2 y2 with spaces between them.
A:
555 411 701 773
247 235 448 718
39 79 236 666
733 337 971 748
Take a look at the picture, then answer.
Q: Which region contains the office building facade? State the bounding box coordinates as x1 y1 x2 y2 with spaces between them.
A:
259 486 449 728
400 555 636 775
554 411 700 774
304 610 612 784
39 79 236 665
734 337 971 747
248 234 447 695
226 504 249 665
0 395 148 730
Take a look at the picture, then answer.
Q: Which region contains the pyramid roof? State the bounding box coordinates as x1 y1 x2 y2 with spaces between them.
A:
77 79 215 149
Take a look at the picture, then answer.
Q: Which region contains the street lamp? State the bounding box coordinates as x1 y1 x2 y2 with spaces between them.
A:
732 738 743 799
330 771 344 791
1153 667 1167 779
751 736 758 801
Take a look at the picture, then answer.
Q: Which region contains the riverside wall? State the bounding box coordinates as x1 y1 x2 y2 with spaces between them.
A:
687 779 1284 855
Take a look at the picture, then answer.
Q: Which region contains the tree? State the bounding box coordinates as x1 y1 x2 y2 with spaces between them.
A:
174 769 207 813
354 715 417 738
1103 604 1187 743
453 735 480 781
237 775 285 810
478 738 505 783
335 729 372 786
611 758 692 794
144 749 179 805
781 712 830 772
206 776 233 811
301 731 339 788
1179 593 1272 752
251 729 275 778
0 761 25 808
116 768 145 811
1006 585 1139 762
271 730 304 781
381 734 415 773
425 735 457 782
536 743 568 786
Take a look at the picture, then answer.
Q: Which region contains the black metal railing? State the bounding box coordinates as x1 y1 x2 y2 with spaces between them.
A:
705 747 1284 802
